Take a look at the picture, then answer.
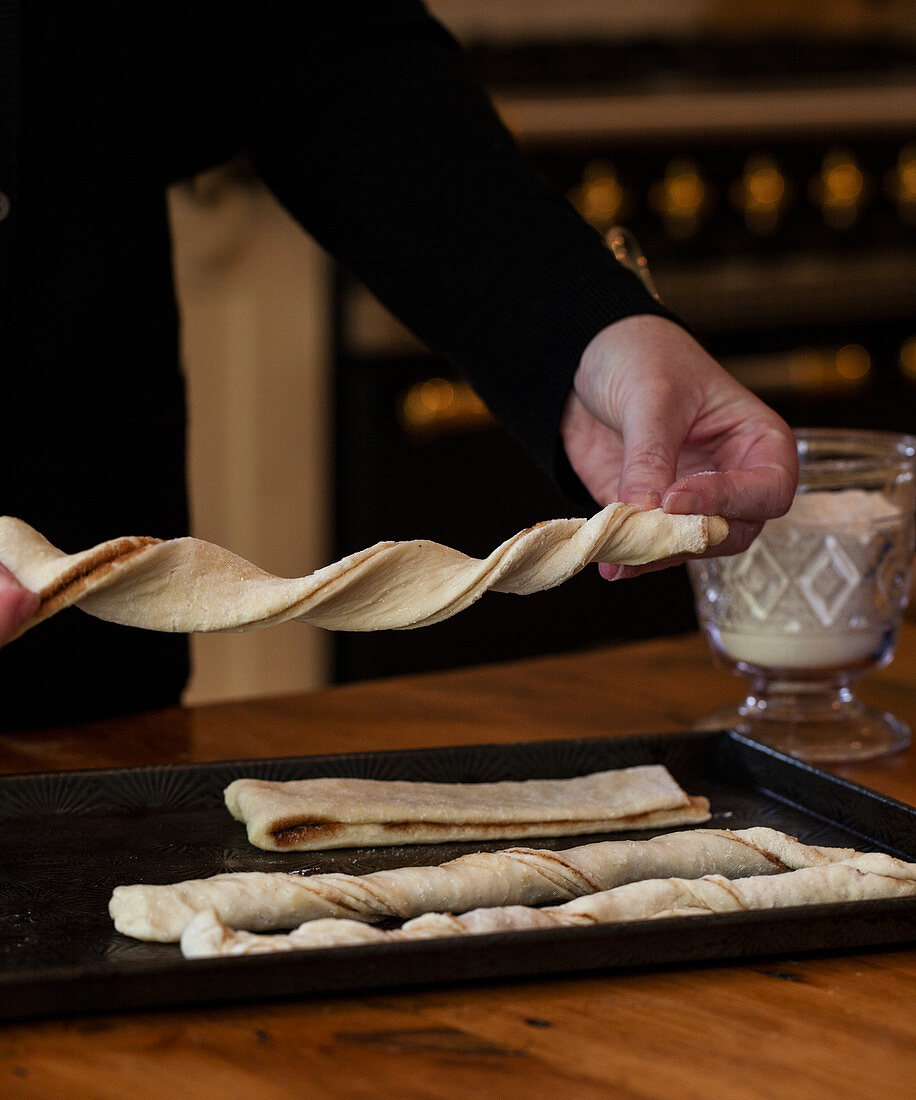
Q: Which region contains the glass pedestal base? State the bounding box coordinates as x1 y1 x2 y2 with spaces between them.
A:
693 684 911 763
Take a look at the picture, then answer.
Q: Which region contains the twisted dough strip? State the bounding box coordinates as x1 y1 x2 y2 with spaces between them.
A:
0 504 727 639
180 853 916 957
111 827 853 942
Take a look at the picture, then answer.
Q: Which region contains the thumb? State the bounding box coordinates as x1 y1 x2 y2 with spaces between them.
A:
0 565 40 645
617 410 684 507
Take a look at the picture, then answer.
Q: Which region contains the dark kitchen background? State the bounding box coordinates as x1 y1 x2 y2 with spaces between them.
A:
173 0 916 704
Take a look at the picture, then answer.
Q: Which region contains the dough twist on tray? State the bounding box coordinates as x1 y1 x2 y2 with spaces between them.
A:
180 853 916 958
111 827 853 942
0 504 727 639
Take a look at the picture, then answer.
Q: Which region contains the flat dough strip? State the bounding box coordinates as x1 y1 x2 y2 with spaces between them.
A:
179 853 916 957
0 505 727 639
223 766 710 851
111 827 855 942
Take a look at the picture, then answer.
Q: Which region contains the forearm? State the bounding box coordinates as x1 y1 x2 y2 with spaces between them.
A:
243 2 678 489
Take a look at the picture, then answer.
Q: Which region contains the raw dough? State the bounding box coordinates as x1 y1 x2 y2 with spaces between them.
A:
0 504 727 639
223 766 710 851
179 853 916 957
110 826 855 942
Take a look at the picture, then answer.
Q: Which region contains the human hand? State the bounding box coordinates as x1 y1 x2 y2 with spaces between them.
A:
0 563 40 645
560 314 798 579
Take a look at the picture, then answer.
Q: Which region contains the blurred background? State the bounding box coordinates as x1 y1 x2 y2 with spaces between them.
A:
171 0 916 705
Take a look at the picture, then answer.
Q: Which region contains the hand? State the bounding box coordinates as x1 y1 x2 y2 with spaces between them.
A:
560 314 798 579
0 563 40 645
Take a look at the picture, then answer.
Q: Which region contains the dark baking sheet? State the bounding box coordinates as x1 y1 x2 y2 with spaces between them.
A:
2 729 915 1022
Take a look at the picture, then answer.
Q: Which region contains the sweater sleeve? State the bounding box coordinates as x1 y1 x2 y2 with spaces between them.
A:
242 1 680 501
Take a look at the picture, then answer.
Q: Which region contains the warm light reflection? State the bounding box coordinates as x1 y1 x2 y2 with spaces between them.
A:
726 345 873 397
834 344 871 382
399 377 492 437
886 144 916 225
568 160 626 231
783 346 871 391
648 158 709 238
810 148 867 229
729 154 789 234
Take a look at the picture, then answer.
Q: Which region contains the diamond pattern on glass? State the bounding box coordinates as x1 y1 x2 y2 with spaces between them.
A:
797 535 860 626
870 531 908 617
734 539 789 620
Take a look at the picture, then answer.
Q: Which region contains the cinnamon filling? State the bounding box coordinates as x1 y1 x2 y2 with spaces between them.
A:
270 810 683 848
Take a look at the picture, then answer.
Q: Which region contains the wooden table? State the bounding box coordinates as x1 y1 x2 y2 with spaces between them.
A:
2 627 915 1099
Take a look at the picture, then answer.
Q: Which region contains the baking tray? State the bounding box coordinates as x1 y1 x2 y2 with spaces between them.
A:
2 729 915 1022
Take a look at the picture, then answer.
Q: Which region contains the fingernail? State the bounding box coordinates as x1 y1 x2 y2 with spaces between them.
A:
623 489 662 509
598 563 624 581
664 490 704 515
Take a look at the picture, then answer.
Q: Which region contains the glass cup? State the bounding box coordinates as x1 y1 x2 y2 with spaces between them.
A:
688 428 916 762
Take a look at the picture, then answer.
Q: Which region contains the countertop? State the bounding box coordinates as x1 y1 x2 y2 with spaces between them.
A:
2 627 915 1099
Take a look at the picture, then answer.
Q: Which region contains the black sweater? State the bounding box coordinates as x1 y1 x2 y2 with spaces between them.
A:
1 1 674 726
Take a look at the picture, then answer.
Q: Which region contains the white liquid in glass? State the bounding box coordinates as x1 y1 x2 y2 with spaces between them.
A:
714 489 906 671
717 628 885 670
